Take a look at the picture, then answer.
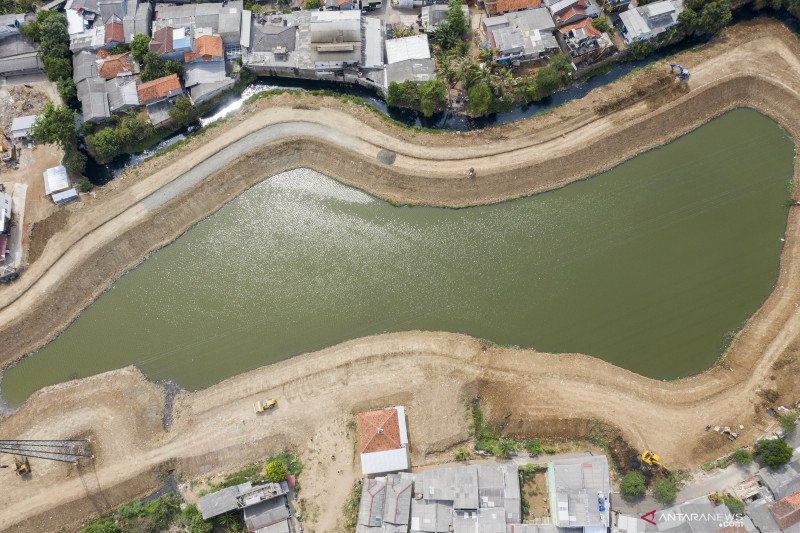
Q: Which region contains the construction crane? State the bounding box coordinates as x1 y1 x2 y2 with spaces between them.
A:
0 440 93 475
670 64 690 81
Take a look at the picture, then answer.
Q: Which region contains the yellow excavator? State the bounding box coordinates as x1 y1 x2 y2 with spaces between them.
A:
641 450 670 475
0 132 13 163
13 456 30 475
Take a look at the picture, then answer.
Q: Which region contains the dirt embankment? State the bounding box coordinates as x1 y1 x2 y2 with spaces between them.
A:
1 19 800 533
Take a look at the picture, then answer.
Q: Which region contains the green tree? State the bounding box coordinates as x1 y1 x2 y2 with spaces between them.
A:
467 82 492 115
39 13 70 60
434 0 468 49
756 438 793 469
652 477 679 504
44 56 72 82
0 0 37 16
140 51 184 82
169 96 198 126
620 471 646 501
529 66 561 101
31 103 76 149
678 8 699 33
305 0 322 8
63 146 87 175
78 178 94 192
731 448 753 465
681 0 731 35
130 33 151 63
418 79 446 117
628 39 654 60
696 0 731 35
724 494 745 516
779 412 798 436
87 127 131 163
592 16 611 33
387 80 421 109
264 460 289 482
19 10 61 43
57 77 79 108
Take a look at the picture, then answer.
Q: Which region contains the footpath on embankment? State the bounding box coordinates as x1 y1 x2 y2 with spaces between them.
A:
1 19 800 533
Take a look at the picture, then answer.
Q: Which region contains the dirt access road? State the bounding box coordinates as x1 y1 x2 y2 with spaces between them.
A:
1 19 800 532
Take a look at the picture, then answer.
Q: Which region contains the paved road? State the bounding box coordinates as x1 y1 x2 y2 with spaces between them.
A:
675 426 800 504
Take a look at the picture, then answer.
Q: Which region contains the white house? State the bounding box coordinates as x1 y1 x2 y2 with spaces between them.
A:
619 0 683 43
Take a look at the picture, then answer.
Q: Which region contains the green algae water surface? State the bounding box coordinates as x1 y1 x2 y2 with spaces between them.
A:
2 109 795 405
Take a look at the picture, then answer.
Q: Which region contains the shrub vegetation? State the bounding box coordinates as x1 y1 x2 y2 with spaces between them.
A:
756 438 793 469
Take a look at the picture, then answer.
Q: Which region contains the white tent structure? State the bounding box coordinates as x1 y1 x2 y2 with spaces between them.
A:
43 165 71 198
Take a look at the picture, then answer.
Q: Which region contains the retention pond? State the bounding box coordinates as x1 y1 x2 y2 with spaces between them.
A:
2 109 795 406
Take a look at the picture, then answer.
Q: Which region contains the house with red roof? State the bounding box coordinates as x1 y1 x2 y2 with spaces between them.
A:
558 17 613 64
104 15 125 47
184 34 224 63
137 73 184 125
769 491 800 531
357 406 409 476
97 52 137 80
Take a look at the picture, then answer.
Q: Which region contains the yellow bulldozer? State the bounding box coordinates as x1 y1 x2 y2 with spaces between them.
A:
254 399 277 414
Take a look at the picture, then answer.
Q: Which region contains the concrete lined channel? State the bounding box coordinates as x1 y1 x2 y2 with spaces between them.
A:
1 108 795 406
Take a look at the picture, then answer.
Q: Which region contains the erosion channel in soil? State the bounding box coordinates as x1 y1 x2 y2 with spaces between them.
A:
1 108 794 406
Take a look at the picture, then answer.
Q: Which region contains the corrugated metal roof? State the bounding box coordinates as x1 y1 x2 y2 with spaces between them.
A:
189 76 234 104
198 482 252 519
52 188 79 204
242 497 290 531
85 91 111 122
10 115 37 138
0 33 36 58
550 455 610 528
43 166 70 196
73 50 98 82
385 58 434 86
106 77 139 112
385 34 430 65
759 454 800 500
146 98 174 125
0 13 26 26
185 60 227 87
240 9 252 47
361 16 383 69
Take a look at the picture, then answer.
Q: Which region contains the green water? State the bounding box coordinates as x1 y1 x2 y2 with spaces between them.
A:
2 109 795 405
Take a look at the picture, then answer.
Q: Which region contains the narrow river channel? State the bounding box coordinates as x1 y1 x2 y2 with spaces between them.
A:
2 109 795 406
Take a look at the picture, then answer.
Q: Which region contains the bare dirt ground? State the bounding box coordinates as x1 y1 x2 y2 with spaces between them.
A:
0 77 64 261
0 19 800 533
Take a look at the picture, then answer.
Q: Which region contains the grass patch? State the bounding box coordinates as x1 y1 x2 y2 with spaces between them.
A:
470 399 504 453
80 494 212 533
342 482 363 533
208 452 303 492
